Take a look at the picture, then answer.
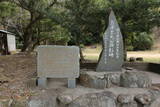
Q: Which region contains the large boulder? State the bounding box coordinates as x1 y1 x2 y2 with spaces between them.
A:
27 90 58 107
117 94 137 107
117 94 134 104
117 102 138 107
79 70 121 89
120 72 152 88
79 71 107 89
68 91 116 107
134 94 152 105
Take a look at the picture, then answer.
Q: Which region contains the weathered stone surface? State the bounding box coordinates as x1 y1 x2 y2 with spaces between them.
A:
104 72 121 86
28 93 58 107
117 94 134 104
96 10 124 72
37 45 79 88
117 101 138 107
135 94 152 105
80 70 122 89
80 71 106 89
37 45 79 78
68 91 116 107
57 94 73 105
150 97 160 107
125 67 134 71
120 72 152 88
148 90 160 101
3 87 160 107
28 100 42 107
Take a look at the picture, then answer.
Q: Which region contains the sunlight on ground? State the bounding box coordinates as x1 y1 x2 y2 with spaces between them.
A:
82 44 160 63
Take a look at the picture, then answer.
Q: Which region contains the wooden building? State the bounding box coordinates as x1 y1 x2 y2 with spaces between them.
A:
0 30 16 55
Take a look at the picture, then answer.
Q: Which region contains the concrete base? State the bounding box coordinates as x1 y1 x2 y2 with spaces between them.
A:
38 77 47 88
38 77 77 89
68 78 76 88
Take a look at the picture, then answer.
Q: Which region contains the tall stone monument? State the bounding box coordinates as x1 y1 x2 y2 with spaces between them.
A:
96 10 124 72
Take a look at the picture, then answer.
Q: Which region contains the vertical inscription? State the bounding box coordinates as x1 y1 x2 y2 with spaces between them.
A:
116 29 120 59
104 19 121 64
108 20 115 58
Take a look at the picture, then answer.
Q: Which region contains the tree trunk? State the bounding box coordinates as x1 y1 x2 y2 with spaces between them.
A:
79 47 85 63
123 37 127 61
74 33 85 63
21 31 32 52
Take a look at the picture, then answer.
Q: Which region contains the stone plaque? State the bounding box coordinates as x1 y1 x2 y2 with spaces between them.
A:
96 11 124 72
37 45 79 88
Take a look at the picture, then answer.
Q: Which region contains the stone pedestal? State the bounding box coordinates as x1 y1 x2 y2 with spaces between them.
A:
120 72 152 88
80 69 152 89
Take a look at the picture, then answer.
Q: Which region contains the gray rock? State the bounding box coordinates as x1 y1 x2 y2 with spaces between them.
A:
150 97 160 107
117 94 134 104
80 71 106 89
57 94 73 105
135 94 152 105
148 90 160 101
68 91 116 107
117 101 138 107
136 57 143 62
129 57 136 62
96 10 124 72
28 100 42 107
125 67 134 71
27 91 58 107
80 71 122 89
105 72 121 86
120 72 152 88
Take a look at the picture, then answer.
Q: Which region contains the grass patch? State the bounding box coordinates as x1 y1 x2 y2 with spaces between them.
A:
83 45 160 63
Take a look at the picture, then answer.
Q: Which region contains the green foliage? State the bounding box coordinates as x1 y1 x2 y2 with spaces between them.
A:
109 0 160 33
107 0 159 51
0 0 159 52
48 25 71 45
64 0 107 45
132 32 153 50
0 2 17 17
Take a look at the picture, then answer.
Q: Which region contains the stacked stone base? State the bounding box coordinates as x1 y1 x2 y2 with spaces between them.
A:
1 69 158 107
79 69 152 89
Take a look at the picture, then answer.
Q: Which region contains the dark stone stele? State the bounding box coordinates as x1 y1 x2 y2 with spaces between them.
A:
96 10 124 72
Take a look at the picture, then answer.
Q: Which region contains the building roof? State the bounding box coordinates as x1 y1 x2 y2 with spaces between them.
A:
0 30 14 35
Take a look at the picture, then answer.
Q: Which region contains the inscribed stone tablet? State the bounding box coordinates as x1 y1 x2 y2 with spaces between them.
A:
96 10 124 72
37 45 79 78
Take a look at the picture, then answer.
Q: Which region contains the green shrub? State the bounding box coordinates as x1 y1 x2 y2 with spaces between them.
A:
127 46 134 51
132 32 153 51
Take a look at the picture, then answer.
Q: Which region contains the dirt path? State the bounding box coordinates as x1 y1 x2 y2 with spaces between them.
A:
0 54 37 100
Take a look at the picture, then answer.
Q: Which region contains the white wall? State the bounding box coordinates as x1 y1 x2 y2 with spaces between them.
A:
7 34 16 52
